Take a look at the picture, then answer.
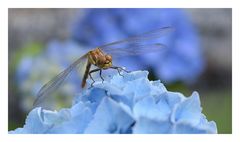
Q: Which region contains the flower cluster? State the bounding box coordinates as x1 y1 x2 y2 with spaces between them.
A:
15 40 89 111
71 8 205 83
10 70 217 134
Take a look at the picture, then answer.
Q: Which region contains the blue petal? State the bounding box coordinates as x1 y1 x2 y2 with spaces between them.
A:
84 97 134 134
150 80 168 95
173 123 212 134
74 88 108 113
110 70 149 86
173 115 217 134
47 102 93 133
42 109 71 125
9 108 51 134
133 96 170 121
171 92 202 125
123 78 151 102
197 114 218 134
162 91 184 109
133 117 171 134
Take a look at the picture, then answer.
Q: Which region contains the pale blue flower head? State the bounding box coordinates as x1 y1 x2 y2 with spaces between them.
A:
10 70 217 134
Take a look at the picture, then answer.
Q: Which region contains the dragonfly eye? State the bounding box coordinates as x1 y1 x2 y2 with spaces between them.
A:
97 56 106 64
105 55 112 61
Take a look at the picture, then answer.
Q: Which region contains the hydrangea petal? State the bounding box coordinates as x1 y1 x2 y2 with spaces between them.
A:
9 108 51 134
84 97 134 134
171 92 202 125
133 117 171 134
173 123 212 134
133 96 170 121
47 102 93 133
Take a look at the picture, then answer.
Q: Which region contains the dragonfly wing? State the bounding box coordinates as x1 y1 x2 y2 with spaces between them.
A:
33 54 88 108
100 27 173 57
75 54 88 80
102 43 167 58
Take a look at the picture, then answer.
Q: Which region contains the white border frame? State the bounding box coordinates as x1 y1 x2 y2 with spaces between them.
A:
1 0 239 142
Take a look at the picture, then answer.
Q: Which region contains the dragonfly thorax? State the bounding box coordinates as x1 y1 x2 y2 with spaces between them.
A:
88 48 112 69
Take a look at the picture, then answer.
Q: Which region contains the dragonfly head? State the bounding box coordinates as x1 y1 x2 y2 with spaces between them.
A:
96 54 112 69
89 48 113 69
101 54 112 69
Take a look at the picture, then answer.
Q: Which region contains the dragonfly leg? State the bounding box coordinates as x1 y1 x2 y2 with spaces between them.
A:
110 66 123 76
118 66 130 73
99 69 104 83
89 68 101 88
110 66 130 76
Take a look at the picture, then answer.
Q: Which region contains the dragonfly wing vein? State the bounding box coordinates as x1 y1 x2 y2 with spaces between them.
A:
33 54 88 107
99 27 172 57
102 43 167 58
99 27 172 49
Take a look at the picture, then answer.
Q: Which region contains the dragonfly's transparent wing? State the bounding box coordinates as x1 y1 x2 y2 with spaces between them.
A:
100 27 173 57
33 54 88 108
102 43 167 58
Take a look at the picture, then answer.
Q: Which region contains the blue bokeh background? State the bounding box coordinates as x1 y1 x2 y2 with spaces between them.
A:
71 9 205 84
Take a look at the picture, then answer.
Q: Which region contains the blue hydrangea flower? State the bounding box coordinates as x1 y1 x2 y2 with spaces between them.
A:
10 70 217 134
71 8 204 83
16 40 88 95
16 39 88 110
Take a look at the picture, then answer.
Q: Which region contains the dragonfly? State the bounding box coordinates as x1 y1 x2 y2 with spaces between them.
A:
33 27 173 108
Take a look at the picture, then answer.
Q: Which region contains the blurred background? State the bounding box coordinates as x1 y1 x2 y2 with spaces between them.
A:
8 8 232 133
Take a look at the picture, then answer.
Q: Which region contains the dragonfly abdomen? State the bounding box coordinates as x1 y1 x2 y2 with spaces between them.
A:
81 60 92 88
